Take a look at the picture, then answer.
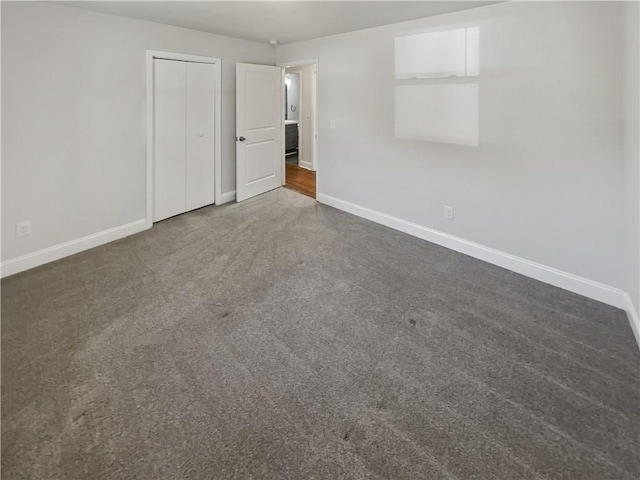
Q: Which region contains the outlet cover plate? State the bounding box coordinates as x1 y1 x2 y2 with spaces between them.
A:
16 220 32 238
444 206 454 220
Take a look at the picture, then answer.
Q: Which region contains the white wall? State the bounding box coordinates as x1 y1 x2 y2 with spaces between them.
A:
1 2 274 264
623 1 640 321
277 1 627 292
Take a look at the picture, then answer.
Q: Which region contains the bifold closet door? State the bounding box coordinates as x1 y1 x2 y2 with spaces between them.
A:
154 59 216 222
185 62 216 211
154 59 187 222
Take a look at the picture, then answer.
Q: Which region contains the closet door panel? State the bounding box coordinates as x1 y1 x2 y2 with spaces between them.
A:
154 59 187 222
186 62 216 211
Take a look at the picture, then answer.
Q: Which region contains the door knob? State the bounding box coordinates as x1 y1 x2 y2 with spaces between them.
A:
199 133 205 137
238 136 246 142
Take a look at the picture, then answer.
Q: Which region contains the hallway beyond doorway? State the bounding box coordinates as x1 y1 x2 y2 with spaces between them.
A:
284 163 316 199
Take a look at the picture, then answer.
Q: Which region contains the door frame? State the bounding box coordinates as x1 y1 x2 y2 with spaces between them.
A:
145 50 222 228
278 59 319 188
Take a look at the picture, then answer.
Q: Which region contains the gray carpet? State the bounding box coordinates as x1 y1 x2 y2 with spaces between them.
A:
2 188 639 480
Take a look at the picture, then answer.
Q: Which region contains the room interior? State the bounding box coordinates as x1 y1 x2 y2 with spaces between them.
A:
1 1 639 479
284 62 317 198
285 70 300 165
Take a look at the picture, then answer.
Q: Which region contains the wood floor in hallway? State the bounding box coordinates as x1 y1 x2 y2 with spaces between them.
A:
284 163 316 199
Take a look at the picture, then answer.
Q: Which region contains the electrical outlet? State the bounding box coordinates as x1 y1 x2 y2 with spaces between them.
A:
444 206 454 220
16 220 32 238
330 120 336 130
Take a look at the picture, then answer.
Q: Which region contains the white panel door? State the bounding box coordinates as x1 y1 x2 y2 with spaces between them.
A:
154 59 186 221
236 63 283 202
186 62 216 211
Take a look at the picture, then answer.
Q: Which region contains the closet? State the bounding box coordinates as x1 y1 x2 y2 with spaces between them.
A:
154 58 216 222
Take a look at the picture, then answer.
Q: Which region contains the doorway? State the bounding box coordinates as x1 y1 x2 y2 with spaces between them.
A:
281 61 317 199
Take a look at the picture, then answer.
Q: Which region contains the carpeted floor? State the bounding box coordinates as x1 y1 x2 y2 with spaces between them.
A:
2 188 639 480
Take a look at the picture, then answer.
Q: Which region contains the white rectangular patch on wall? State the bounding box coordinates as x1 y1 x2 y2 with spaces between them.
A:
394 83 479 146
395 27 479 79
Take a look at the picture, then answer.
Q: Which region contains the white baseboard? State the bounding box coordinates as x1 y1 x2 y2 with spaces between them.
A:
1 219 149 278
2 191 236 279
624 294 640 350
317 194 627 310
299 161 314 170
218 190 236 205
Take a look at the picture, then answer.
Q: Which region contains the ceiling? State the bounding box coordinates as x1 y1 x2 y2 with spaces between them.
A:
59 1 498 45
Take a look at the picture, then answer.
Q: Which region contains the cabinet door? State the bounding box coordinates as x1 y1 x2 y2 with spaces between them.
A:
185 62 216 211
154 59 186 222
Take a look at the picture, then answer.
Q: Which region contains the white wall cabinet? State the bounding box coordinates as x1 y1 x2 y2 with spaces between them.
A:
154 59 216 222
